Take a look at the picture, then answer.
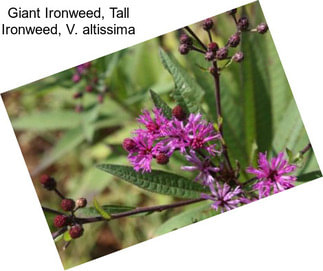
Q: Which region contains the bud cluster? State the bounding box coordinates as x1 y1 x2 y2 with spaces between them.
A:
178 8 269 71
178 33 193 55
39 175 88 241
71 61 109 113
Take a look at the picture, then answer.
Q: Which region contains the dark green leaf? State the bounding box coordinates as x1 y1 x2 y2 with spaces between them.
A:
241 32 273 155
149 89 172 119
297 171 322 183
96 164 208 198
159 48 204 113
78 205 134 217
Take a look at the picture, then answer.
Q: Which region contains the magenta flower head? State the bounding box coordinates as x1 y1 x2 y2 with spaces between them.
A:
181 150 220 186
127 134 160 173
201 182 244 213
72 73 81 83
186 113 221 155
246 152 297 198
135 108 170 138
76 62 91 74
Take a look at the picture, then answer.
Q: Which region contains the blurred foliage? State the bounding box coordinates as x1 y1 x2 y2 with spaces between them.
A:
1 2 321 269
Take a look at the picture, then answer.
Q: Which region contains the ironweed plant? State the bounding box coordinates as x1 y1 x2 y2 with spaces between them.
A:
40 8 320 252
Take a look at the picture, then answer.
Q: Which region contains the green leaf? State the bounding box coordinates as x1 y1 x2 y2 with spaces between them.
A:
11 110 82 131
78 205 134 217
297 171 322 183
286 148 294 162
54 234 64 243
272 100 305 152
130 39 162 89
96 164 208 198
240 32 273 155
63 231 72 242
159 48 204 113
155 202 217 235
32 127 85 175
93 198 111 220
149 89 172 119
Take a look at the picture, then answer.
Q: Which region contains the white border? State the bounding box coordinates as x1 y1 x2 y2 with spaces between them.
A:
1 0 323 270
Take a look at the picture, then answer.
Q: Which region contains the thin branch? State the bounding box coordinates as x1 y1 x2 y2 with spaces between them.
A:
211 60 233 172
63 241 71 250
42 206 65 216
242 177 257 187
54 188 65 199
300 143 312 155
184 26 207 51
52 227 67 239
191 46 206 54
207 30 213 43
231 14 238 29
77 198 206 224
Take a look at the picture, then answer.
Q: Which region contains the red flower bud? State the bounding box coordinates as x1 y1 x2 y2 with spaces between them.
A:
69 224 84 239
54 215 68 228
61 199 75 212
40 175 56 190
156 153 169 165
172 105 186 121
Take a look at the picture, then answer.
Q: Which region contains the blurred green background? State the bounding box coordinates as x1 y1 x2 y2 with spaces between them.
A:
1 2 320 269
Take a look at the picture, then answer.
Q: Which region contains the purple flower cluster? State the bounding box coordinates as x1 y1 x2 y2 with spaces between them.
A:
70 61 109 112
201 183 248 213
246 152 297 198
123 109 298 213
123 108 221 173
72 62 92 83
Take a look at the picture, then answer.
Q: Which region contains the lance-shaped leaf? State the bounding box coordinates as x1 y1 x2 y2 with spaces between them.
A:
93 198 111 220
159 48 204 113
78 205 135 217
296 171 322 183
149 89 172 119
96 164 208 199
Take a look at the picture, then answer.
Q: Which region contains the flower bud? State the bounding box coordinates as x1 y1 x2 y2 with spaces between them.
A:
238 16 249 31
83 62 91 69
54 215 69 228
73 92 83 99
228 33 240 47
257 23 268 34
232 51 244 62
179 44 190 55
216 47 228 60
179 33 193 46
76 198 87 208
202 18 214 31
156 153 169 165
122 138 137 152
40 175 56 190
205 50 215 61
227 9 237 15
85 85 93 93
97 94 104 104
69 224 84 239
92 77 99 84
172 105 186 121
61 199 75 212
208 42 219 52
75 105 83 113
72 74 81 83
